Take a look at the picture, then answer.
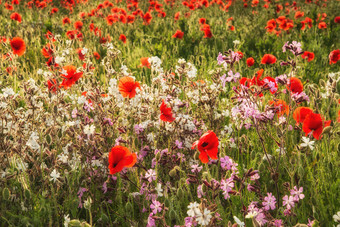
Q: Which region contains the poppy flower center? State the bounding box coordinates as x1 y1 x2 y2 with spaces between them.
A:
12 41 22 50
202 142 209 147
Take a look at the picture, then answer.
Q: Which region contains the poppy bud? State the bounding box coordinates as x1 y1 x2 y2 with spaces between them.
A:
169 209 177 221
164 198 170 207
169 168 177 177
68 220 81 227
155 152 161 160
202 183 208 192
319 79 326 87
24 189 31 200
332 81 337 89
2 187 10 200
45 134 52 144
81 222 91 227
202 171 210 181
176 188 184 199
125 201 134 213
100 213 109 223
322 126 332 135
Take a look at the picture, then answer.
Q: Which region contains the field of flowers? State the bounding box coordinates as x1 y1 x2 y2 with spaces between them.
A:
0 0 340 226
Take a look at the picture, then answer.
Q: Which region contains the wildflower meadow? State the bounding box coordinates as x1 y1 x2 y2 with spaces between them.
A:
1 0 340 226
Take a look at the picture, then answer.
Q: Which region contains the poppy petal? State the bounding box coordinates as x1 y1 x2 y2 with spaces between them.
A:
206 147 218 160
199 151 209 163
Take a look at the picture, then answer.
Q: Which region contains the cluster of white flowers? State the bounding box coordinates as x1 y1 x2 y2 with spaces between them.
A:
176 114 196 132
187 202 212 226
26 131 40 151
55 56 65 65
1 87 16 98
186 62 197 79
84 125 95 136
175 59 197 79
148 56 163 74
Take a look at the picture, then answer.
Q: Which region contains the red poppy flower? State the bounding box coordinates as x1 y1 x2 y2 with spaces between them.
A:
143 12 152 25
119 34 127 43
262 76 278 94
329 49 340 64
10 37 26 56
201 24 213 38
79 12 86 19
302 113 331 140
66 30 78 40
261 54 277 64
251 69 265 86
47 79 58 93
106 15 117 25
239 77 252 87
301 51 315 62
265 19 276 33
174 12 180 20
4 3 13 10
287 77 303 94
301 17 313 30
51 8 58 14
337 110 340 123
269 99 289 117
293 107 313 125
41 43 55 58
127 15 135 23
76 48 85 61
236 51 243 59
108 146 137 175
100 35 111 44
246 57 255 67
295 11 304 19
192 131 219 163
62 17 71 25
118 76 141 98
172 30 184 39
6 67 13 74
318 22 327 29
335 16 340 24
10 12 22 23
228 25 235 31
140 57 150 68
74 21 83 30
160 100 175 122
93 52 100 60
199 18 206 24
60 65 83 89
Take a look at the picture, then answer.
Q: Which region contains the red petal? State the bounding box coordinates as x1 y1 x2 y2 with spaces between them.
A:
199 151 209 163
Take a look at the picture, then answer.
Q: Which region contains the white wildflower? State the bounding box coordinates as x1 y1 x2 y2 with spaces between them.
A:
155 183 163 197
300 136 315 150
187 202 201 217
50 169 60 182
196 208 212 226
64 214 71 227
233 216 245 227
84 125 95 136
